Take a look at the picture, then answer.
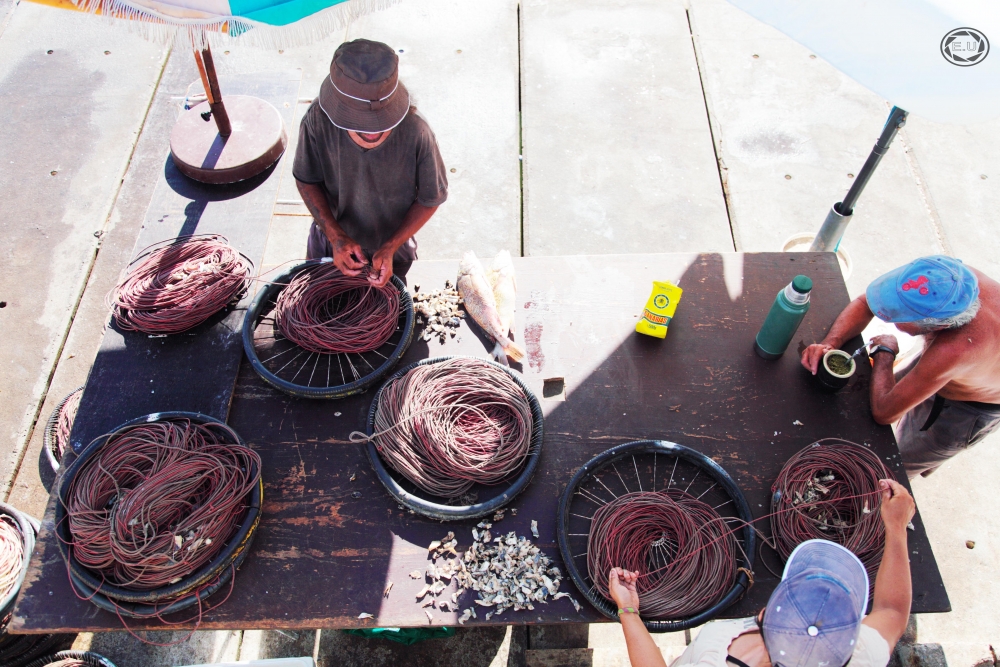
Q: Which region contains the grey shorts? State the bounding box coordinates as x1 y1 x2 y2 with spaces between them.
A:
895 394 1000 478
305 222 418 268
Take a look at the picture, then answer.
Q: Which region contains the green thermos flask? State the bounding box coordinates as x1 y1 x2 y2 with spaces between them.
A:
754 275 813 359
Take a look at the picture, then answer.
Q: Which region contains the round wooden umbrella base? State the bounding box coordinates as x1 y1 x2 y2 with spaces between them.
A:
170 95 287 185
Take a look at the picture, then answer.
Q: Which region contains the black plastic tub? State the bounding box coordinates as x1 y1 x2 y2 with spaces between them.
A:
242 259 415 399
365 356 544 521
557 440 756 632
55 412 262 609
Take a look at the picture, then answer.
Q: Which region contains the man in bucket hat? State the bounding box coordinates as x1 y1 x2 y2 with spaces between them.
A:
801 256 1000 478
294 39 448 286
608 479 915 667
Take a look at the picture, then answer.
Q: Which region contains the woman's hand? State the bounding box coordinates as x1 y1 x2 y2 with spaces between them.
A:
608 567 640 611
879 479 915 533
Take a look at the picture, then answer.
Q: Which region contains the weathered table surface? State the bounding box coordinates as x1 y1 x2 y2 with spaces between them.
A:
69 71 301 455
12 252 949 633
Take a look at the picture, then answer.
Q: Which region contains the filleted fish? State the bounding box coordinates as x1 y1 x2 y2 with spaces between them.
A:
457 252 525 363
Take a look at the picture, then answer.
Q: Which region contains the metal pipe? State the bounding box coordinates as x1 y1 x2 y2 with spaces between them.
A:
810 106 908 252
199 44 232 138
811 204 852 253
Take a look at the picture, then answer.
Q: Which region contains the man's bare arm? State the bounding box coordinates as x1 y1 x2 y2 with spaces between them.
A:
801 295 876 374
296 179 366 275
868 335 954 424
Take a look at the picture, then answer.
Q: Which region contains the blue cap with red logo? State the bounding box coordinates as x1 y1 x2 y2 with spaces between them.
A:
865 256 979 323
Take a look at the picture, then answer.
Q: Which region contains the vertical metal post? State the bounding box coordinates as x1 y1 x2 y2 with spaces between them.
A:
193 44 232 138
810 106 908 251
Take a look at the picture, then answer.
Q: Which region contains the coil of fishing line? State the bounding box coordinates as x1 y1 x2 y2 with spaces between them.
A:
368 357 535 499
0 516 23 606
24 651 119 667
558 441 756 630
44 387 83 471
108 234 252 335
770 438 893 582
63 419 261 593
588 490 738 619
273 262 400 355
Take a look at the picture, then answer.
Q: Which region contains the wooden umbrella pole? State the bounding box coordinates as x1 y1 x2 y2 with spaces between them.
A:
193 44 232 138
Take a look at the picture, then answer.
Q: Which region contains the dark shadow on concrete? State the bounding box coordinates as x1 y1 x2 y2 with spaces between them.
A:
164 155 276 202
316 626 508 667
86 629 241 666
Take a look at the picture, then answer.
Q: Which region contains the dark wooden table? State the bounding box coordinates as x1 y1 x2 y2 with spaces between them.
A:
12 252 949 633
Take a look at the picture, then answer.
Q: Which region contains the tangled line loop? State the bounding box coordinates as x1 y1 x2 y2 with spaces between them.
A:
588 489 737 620
273 263 400 355
770 438 893 582
108 235 252 335
65 420 261 591
370 358 534 499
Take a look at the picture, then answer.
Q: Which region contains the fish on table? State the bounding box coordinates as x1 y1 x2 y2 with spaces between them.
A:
457 251 525 364
488 250 517 340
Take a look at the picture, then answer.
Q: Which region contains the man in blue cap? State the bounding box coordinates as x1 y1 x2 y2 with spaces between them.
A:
608 479 916 667
801 256 1000 478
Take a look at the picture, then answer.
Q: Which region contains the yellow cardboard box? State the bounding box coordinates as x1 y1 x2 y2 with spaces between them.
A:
635 281 683 339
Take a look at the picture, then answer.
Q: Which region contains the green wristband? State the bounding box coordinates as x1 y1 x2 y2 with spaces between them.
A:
618 607 638 616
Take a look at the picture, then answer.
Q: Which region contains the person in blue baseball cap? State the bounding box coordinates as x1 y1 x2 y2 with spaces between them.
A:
801 256 1000 478
607 479 915 667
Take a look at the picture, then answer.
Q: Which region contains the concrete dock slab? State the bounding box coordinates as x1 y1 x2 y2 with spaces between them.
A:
2 1 999 664
687 0 947 297
75 628 242 665
520 0 733 256
902 116 1000 277
909 432 1000 667
0 2 169 492
347 0 522 260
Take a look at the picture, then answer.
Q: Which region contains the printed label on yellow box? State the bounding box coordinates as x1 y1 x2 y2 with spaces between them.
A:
635 281 683 339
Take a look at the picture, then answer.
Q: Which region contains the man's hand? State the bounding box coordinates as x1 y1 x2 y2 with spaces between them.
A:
800 294 877 375
879 479 915 533
802 343 834 375
369 246 395 287
331 236 367 277
608 568 640 611
869 334 900 357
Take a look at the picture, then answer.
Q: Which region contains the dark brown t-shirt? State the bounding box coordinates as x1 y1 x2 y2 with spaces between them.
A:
292 102 449 254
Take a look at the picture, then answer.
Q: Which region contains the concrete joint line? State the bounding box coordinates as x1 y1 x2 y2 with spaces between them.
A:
895 123 954 257
685 6 740 252
517 1 525 257
1 39 174 501
0 0 20 42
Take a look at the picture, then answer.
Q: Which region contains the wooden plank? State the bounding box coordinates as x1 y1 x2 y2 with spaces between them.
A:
12 252 948 633
67 70 301 455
